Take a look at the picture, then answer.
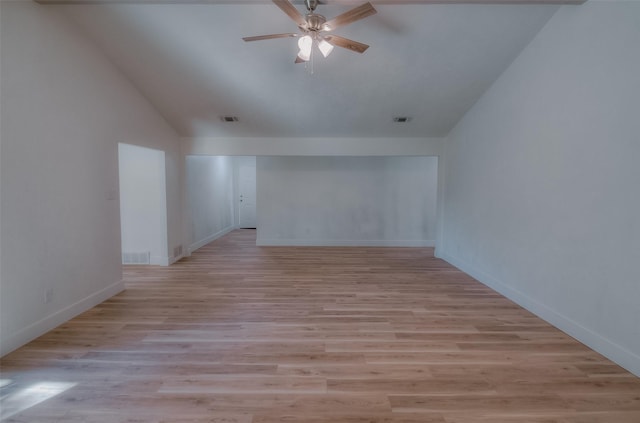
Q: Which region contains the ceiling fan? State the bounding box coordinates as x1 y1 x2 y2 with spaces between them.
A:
243 0 377 64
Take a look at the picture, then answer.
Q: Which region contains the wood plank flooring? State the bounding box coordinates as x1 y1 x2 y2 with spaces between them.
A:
1 229 639 422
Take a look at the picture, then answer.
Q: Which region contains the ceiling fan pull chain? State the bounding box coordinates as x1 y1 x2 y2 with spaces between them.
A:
306 47 314 75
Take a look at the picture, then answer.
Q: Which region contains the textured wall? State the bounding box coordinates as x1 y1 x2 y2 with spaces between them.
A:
257 156 438 246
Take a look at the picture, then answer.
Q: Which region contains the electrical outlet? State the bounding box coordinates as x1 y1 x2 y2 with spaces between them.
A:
44 288 53 304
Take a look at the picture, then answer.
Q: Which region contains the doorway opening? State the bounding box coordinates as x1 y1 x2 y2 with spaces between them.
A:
185 156 257 254
118 143 168 265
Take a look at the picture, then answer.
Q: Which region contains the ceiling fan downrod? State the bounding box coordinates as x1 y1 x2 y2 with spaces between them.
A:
305 0 319 12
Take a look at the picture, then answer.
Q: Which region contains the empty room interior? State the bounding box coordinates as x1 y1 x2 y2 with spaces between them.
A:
1 0 639 421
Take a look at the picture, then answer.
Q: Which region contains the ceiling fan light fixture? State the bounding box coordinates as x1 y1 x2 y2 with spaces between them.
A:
298 35 313 61
318 39 334 58
297 50 311 62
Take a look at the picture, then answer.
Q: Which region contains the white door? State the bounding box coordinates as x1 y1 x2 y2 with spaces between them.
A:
238 161 257 228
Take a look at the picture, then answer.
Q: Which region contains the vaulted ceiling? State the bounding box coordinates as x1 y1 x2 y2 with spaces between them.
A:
40 1 582 138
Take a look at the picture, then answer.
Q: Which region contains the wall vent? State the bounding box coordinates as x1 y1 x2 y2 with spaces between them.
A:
221 116 239 122
173 245 183 258
122 252 150 265
393 116 411 123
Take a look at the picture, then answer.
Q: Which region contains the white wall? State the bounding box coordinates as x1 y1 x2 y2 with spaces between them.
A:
439 1 640 375
184 137 444 157
185 156 235 252
0 2 182 356
118 143 168 265
257 156 438 246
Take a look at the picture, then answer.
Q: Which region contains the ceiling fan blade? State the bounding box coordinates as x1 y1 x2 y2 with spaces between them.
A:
272 0 307 27
323 2 377 31
243 33 298 42
324 35 369 54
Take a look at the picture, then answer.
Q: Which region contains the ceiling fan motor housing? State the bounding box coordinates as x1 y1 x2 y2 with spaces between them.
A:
302 13 328 32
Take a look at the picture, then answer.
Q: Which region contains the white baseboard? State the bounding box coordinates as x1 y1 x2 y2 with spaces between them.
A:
140 253 186 266
439 251 640 377
0 280 125 357
150 255 185 266
167 254 184 265
256 239 435 247
189 225 235 254
151 255 169 266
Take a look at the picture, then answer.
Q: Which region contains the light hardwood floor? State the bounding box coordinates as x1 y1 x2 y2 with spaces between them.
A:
1 229 639 422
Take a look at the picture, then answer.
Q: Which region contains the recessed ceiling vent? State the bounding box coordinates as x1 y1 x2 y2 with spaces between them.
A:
221 116 239 122
393 117 411 123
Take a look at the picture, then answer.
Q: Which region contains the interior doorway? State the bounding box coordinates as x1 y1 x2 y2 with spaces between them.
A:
118 143 168 265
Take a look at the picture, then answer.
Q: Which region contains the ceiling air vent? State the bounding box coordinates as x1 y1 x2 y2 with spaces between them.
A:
221 116 239 122
393 117 411 123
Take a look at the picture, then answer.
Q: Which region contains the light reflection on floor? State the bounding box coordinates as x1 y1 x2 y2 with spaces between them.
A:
0 380 77 420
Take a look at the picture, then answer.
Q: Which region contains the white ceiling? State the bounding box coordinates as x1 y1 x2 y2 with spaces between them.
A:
57 1 561 138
